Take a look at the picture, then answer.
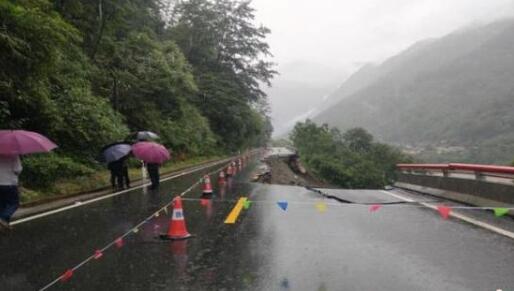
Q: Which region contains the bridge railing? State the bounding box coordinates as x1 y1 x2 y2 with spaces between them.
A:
396 163 514 184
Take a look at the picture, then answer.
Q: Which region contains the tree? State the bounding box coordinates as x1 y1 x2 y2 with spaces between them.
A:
169 0 276 149
290 121 412 188
0 0 128 159
343 128 373 153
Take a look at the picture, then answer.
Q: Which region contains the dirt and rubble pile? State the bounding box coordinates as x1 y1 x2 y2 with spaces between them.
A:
254 157 330 188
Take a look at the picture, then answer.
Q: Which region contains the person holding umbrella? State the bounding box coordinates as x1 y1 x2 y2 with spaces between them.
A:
101 142 132 190
132 141 170 190
108 159 124 190
0 130 57 230
146 162 160 190
122 156 130 189
0 155 22 229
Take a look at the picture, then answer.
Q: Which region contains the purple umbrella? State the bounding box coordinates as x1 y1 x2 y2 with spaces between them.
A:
0 130 58 155
132 142 170 164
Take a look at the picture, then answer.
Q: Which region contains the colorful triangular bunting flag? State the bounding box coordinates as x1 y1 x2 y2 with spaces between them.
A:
60 269 73 282
94 250 103 260
315 202 327 213
494 208 509 217
369 204 382 212
115 237 124 248
243 200 252 209
437 205 451 219
277 201 288 211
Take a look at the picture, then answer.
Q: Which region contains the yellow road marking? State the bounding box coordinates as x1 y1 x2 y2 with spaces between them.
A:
224 197 248 224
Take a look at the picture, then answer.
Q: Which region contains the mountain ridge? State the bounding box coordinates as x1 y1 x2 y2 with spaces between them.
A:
314 18 514 163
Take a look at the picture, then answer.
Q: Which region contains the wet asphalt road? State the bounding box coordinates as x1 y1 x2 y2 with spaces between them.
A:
1 160 514 290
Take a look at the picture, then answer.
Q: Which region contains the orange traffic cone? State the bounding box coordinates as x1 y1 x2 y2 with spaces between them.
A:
202 175 213 195
218 170 226 185
160 197 193 240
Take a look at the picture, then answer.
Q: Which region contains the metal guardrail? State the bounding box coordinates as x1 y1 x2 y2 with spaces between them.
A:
397 163 514 174
396 163 514 184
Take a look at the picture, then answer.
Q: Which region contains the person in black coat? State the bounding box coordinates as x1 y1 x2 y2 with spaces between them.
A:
120 156 130 189
147 163 160 190
108 160 124 190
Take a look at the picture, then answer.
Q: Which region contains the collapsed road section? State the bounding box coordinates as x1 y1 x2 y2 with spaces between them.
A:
252 147 329 187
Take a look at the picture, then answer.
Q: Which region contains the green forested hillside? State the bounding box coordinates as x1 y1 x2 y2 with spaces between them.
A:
1 0 274 189
314 20 514 164
290 120 412 188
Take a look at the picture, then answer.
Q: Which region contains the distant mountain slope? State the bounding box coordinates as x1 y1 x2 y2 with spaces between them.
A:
314 19 514 164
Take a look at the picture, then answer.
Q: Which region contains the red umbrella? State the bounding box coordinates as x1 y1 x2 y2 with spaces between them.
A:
132 142 170 164
0 130 57 155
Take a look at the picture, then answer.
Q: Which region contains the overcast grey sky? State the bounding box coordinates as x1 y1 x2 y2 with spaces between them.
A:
250 0 514 135
252 0 514 70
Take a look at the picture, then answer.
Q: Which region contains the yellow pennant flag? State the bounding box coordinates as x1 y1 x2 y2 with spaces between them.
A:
316 202 327 213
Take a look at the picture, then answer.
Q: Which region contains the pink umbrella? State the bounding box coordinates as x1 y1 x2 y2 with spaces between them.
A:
132 142 170 164
0 130 58 155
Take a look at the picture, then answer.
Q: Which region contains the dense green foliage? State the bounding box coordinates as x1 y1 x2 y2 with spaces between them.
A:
314 20 514 164
290 120 413 188
1 0 274 190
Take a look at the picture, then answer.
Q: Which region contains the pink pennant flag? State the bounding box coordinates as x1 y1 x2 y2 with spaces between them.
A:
115 237 124 248
60 269 73 282
437 205 451 219
94 250 103 260
369 204 382 212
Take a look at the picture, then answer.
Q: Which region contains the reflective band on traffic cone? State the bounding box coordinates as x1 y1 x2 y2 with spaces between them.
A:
160 197 192 240
218 171 226 185
202 175 213 194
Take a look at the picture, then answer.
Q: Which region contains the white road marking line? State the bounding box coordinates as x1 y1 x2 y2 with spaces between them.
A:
380 190 514 240
11 159 231 226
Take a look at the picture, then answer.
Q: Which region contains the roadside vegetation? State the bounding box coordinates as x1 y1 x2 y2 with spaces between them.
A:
290 120 413 188
20 155 224 204
1 0 274 200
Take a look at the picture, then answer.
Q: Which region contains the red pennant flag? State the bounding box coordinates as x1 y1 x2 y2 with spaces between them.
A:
437 205 451 219
94 250 103 260
369 204 382 212
60 269 73 282
115 237 124 248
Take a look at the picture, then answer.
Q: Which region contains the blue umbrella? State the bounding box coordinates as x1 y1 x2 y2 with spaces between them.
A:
101 143 132 163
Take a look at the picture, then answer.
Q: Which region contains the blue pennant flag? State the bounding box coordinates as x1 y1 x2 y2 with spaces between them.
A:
277 201 288 211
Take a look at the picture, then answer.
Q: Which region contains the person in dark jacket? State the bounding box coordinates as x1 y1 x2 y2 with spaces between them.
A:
120 156 130 189
108 160 124 190
147 163 160 190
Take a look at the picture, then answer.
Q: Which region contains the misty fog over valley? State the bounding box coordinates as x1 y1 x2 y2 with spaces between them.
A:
261 1 514 164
